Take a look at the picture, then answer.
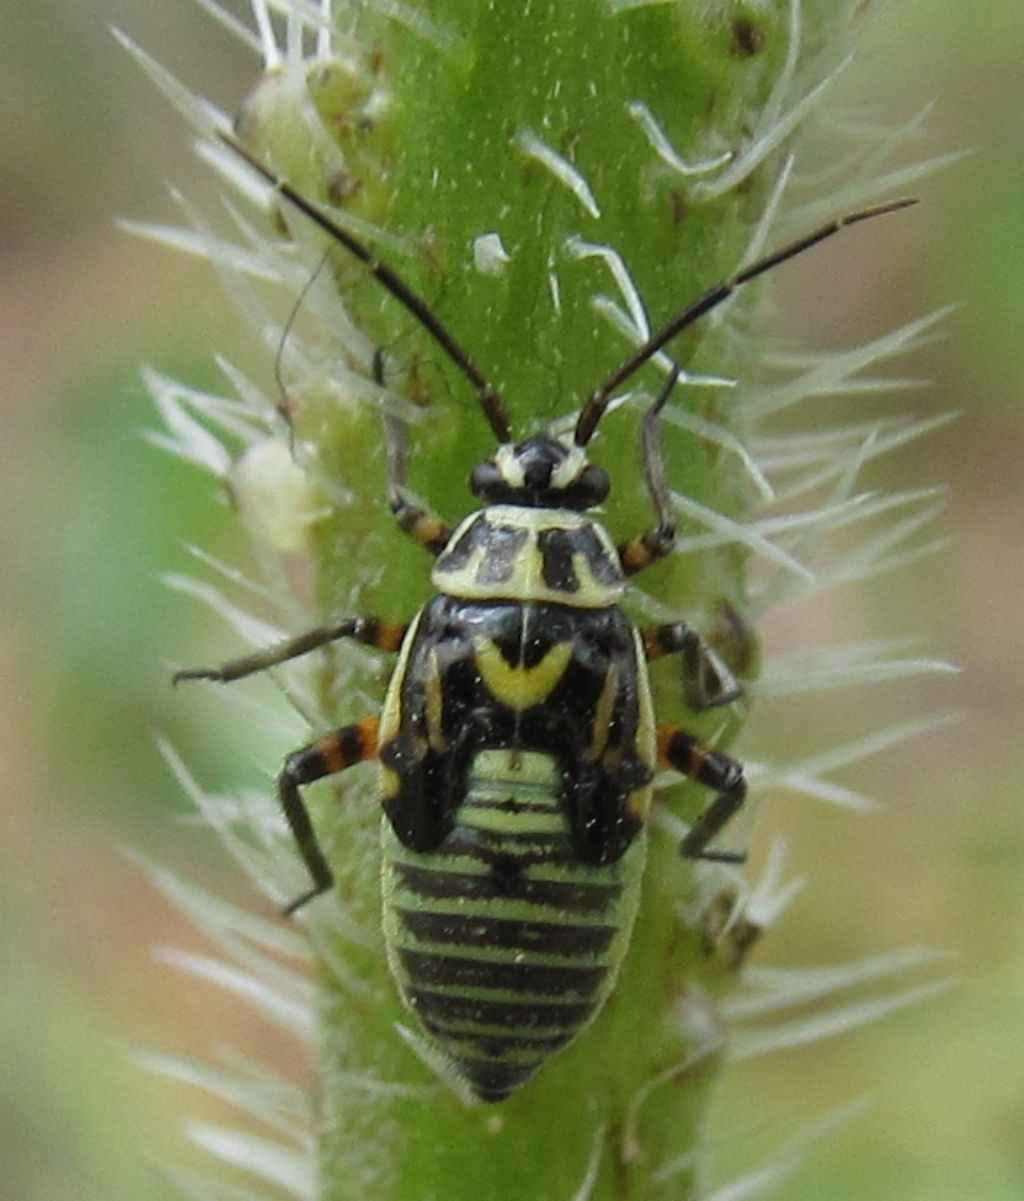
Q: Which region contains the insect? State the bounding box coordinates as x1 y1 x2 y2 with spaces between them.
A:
176 133 914 1102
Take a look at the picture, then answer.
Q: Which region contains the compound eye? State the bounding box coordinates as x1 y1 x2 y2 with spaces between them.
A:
579 464 610 505
470 461 502 497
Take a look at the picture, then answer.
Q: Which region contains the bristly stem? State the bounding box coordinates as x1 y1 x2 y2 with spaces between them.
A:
233 5 829 1199
127 1 951 1198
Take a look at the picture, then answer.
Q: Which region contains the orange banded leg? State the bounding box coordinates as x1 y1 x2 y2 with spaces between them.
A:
374 350 452 558
278 715 380 915
173 617 408 685
389 494 452 557
657 725 747 864
641 622 742 711
617 369 679 576
617 525 676 576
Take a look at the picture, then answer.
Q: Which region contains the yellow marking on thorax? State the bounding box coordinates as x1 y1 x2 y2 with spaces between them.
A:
425 649 446 752
473 638 573 711
627 628 657 822
433 506 625 607
378 613 423 804
379 611 423 745
587 665 619 760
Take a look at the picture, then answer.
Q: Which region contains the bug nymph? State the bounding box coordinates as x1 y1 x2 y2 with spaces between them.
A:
175 133 915 1103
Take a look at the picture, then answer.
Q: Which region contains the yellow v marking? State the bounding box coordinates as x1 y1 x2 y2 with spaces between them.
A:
473 638 573 711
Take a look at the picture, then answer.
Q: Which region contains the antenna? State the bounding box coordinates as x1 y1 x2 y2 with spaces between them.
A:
574 197 918 447
218 131 513 444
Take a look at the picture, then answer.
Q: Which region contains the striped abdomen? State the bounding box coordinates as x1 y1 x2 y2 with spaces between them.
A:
381 748 646 1102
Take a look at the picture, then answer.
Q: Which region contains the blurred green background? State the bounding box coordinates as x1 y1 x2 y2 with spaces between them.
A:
1 1 1021 1198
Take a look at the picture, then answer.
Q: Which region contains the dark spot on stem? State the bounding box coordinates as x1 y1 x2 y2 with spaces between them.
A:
731 16 766 57
328 171 362 204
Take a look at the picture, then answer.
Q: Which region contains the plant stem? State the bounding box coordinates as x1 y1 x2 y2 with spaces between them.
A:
230 3 851 1197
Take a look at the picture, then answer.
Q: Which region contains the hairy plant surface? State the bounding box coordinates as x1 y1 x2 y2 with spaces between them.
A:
123 2 953 1199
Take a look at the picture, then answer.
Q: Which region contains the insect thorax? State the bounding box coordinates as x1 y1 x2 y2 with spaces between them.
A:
431 504 625 608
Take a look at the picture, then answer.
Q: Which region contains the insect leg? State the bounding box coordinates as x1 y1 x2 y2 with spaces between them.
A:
375 349 453 558
657 725 747 863
278 715 380 915
641 621 742 711
173 617 408 684
389 493 453 556
617 369 678 576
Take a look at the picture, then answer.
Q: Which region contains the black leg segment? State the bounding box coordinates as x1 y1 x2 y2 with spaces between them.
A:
641 621 742 712
616 370 679 577
657 726 747 864
389 494 453 557
277 716 380 915
375 348 453 558
173 617 408 685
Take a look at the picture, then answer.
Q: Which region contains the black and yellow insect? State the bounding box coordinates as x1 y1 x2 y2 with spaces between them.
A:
177 134 913 1103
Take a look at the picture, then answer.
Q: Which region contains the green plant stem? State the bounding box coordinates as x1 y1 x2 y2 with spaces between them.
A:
232 3 851 1197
